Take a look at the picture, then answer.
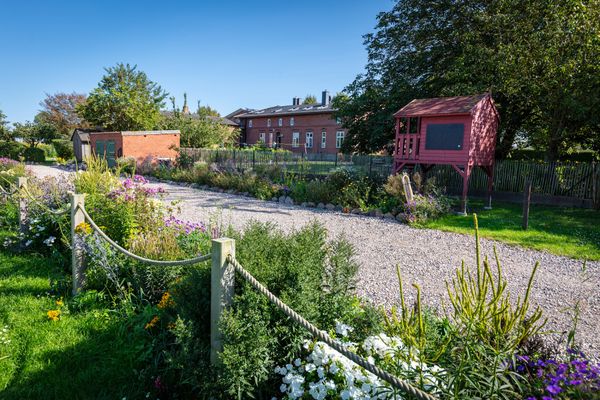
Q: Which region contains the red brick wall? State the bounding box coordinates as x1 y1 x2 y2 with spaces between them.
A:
242 112 346 154
122 133 180 163
89 132 123 157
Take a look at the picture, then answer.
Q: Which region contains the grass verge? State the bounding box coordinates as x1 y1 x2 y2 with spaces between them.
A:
420 199 600 260
0 232 151 399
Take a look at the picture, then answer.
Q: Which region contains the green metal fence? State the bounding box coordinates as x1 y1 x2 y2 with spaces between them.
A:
180 148 599 202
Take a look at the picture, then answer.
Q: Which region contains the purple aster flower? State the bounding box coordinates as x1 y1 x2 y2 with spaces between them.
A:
546 384 562 395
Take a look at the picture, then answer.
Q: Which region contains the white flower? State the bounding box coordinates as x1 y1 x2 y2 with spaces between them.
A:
294 358 302 367
335 321 354 337
280 383 287 393
43 236 56 246
25 240 32 247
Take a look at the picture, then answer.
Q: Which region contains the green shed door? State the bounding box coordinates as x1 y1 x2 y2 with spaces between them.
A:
95 140 105 157
106 141 116 167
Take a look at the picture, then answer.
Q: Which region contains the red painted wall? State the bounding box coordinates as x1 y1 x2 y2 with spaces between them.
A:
469 97 498 166
418 115 472 164
243 112 346 154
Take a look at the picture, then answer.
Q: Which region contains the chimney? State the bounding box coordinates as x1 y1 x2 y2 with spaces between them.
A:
182 93 190 115
321 90 330 106
292 97 300 106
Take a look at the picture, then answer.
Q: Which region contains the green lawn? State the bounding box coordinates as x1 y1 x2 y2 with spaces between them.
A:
0 233 151 399
421 200 600 260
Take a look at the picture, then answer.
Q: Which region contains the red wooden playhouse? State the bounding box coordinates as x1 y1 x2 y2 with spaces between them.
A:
393 94 499 213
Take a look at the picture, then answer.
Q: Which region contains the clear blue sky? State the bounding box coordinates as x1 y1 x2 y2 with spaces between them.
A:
0 0 391 124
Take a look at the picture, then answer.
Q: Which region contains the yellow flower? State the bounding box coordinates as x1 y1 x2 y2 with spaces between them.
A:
167 322 176 330
75 222 92 235
47 310 61 321
157 292 175 309
145 316 159 330
56 298 63 307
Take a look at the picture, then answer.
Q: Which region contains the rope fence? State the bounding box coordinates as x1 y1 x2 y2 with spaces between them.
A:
8 176 438 399
226 254 438 400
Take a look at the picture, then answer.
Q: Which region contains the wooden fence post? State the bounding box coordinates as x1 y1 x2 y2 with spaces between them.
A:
402 173 414 203
70 193 86 295
522 179 532 230
17 177 28 239
210 237 235 365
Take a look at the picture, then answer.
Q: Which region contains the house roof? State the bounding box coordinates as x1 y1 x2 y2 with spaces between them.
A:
89 130 180 136
161 111 239 126
235 103 336 118
225 108 250 120
70 128 97 142
394 94 490 117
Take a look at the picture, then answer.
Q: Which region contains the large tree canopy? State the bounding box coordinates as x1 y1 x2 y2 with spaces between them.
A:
12 120 59 148
78 63 168 131
336 0 600 160
37 92 88 136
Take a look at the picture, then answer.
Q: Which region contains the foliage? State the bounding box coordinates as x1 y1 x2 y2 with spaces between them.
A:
302 94 317 105
22 147 46 162
159 111 238 148
12 120 59 148
51 139 74 160
77 63 168 130
37 92 89 135
197 102 220 117
0 109 11 141
399 193 451 225
0 140 25 159
336 0 600 159
116 156 136 175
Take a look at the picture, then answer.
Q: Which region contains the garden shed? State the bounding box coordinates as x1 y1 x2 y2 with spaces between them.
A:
89 130 180 167
393 93 499 213
71 128 93 162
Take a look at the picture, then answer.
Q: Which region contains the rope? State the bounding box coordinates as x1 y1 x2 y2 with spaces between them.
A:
77 204 211 266
226 255 438 400
19 185 70 216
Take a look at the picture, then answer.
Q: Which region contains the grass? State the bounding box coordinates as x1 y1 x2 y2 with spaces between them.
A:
0 232 151 399
421 199 600 260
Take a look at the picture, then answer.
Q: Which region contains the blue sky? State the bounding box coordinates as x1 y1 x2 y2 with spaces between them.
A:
0 0 390 123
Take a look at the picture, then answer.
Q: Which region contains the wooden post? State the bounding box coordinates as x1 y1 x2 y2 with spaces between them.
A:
522 179 532 230
17 177 28 239
70 193 86 295
210 238 235 365
401 173 414 203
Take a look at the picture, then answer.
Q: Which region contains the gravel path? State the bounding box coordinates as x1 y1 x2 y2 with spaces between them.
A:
28 165 600 355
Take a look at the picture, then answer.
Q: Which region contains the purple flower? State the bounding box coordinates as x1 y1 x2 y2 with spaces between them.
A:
546 384 562 395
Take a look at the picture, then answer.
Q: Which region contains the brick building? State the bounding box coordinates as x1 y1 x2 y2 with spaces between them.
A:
89 130 180 167
235 90 346 154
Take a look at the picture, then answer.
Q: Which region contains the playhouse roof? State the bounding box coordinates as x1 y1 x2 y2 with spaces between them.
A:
394 94 490 117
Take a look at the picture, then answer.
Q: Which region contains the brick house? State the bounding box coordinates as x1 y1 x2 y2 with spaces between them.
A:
89 130 180 167
235 90 346 154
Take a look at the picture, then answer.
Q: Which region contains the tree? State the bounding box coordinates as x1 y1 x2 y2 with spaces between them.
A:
197 101 220 117
302 95 317 105
160 101 238 148
0 109 11 141
12 120 59 148
77 63 168 131
37 92 88 136
336 0 600 159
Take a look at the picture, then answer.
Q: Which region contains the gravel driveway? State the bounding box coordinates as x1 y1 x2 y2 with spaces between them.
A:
28 165 600 355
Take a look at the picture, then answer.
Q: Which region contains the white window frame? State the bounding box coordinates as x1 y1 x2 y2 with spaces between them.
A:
248 119 253 128
292 131 300 148
321 129 327 148
267 118 271 127
290 117 295 126
336 117 342 125
336 130 345 149
306 131 313 149
278 118 283 127
259 132 265 143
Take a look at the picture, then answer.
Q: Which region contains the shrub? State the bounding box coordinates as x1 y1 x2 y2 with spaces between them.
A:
116 156 136 175
0 140 26 159
23 147 46 162
399 193 450 224
52 139 74 160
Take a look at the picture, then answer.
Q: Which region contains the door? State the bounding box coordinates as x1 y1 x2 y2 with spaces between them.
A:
95 140 116 167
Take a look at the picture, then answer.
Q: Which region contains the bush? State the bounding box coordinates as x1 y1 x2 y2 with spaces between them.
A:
398 193 451 224
0 140 26 159
23 147 46 162
116 156 136 175
52 139 74 160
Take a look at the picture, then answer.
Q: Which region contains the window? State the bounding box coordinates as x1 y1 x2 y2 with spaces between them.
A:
290 117 295 126
267 119 271 127
278 118 283 127
248 119 253 128
336 131 345 149
336 117 342 125
306 131 313 148
409 117 420 134
292 131 300 148
259 132 265 143
321 129 327 148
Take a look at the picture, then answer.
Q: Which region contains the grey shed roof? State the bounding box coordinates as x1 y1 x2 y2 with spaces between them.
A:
236 103 337 118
